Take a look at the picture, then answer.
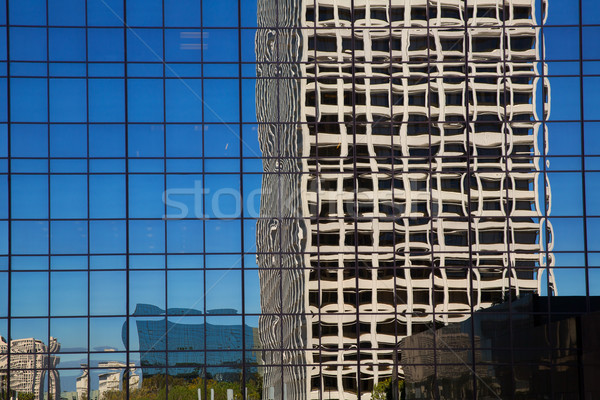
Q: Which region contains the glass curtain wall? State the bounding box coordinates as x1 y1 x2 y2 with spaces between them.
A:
0 0 599 400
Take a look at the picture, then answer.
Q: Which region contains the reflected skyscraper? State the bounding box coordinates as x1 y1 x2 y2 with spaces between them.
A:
257 0 554 399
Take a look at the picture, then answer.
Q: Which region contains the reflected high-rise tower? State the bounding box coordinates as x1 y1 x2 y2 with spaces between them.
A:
256 1 555 399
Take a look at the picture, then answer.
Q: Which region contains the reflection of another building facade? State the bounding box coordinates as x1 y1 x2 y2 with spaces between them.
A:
300 1 554 396
258 0 555 399
0 337 60 400
124 304 258 381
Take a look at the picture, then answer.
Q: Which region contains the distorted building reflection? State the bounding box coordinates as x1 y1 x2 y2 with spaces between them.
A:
256 0 554 398
75 363 140 400
124 304 259 382
0 337 61 400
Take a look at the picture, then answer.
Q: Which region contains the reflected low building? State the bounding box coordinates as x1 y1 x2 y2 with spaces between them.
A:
0 337 60 400
400 295 600 399
124 304 258 381
75 362 139 400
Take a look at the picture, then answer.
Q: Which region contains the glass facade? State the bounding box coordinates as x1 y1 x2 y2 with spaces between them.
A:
0 0 599 399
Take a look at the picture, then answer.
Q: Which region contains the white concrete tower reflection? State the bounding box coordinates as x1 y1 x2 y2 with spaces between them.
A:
257 1 555 399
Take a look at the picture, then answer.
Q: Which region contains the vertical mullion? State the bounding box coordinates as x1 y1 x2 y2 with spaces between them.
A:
462 1 478 398
45 0 51 395
161 0 169 394
85 0 91 398
200 0 208 397
501 1 516 398
123 1 130 398
578 0 590 307
237 0 247 397
425 3 439 399
5 0 11 396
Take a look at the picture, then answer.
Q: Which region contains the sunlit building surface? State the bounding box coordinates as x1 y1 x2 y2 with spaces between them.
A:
257 0 554 398
0 337 61 400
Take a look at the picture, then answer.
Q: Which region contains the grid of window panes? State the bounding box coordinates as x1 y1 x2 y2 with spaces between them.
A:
0 0 599 400
0 0 263 399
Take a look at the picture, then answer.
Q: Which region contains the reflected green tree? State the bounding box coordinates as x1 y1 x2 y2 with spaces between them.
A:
98 373 263 400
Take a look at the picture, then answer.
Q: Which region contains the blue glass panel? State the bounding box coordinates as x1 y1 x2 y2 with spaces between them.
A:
130 271 165 313
48 0 86 26
50 124 87 158
127 0 162 27
90 271 126 315
167 220 203 253
10 62 47 77
11 175 48 219
50 221 88 254
128 124 164 157
89 159 126 173
165 29 203 62
0 175 7 219
241 125 260 157
90 220 126 254
49 63 87 77
49 28 86 62
129 174 165 218
165 174 203 219
128 159 164 173
204 79 239 123
241 1 257 27
0 221 6 255
203 0 238 27
50 175 87 219
0 81 6 123
167 271 203 311
89 79 125 122
204 125 240 157
11 272 48 317
10 78 48 122
128 63 163 77
205 220 241 252
9 0 46 25
49 78 87 122
205 269 242 312
127 29 163 62
165 78 203 122
11 124 47 157
165 0 201 27
11 221 49 255
204 29 239 62
166 125 203 157
88 63 125 77
89 175 126 219
0 28 7 61
583 0 600 24
50 255 87 270
127 79 164 122
584 77 600 120
89 125 125 157
129 220 165 254
87 0 124 27
88 28 125 62
9 28 47 61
